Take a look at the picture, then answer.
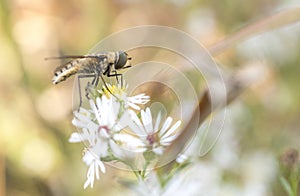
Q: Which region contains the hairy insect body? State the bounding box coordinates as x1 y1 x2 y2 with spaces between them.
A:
52 52 121 84
50 50 131 107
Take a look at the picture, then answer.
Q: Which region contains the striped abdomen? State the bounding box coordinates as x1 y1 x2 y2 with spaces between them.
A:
52 59 81 84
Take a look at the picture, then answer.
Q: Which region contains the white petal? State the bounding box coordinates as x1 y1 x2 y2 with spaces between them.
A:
118 111 134 129
98 160 106 173
76 107 91 116
142 108 153 134
90 99 101 125
128 94 150 106
86 164 95 188
82 151 93 166
159 117 173 137
176 154 188 163
96 97 107 124
110 140 143 160
161 120 181 140
68 132 82 143
114 134 146 150
86 163 95 179
130 93 150 102
154 111 162 131
130 124 146 138
83 158 105 189
128 110 143 132
93 138 109 157
86 121 98 134
160 134 178 145
72 118 86 128
83 177 92 189
129 110 142 125
73 109 89 120
95 161 100 180
109 141 124 158
128 102 141 110
104 98 115 127
73 112 91 126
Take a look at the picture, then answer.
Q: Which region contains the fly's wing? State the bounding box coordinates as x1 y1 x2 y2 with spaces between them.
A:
45 55 89 60
51 54 108 84
45 53 107 60
48 54 107 73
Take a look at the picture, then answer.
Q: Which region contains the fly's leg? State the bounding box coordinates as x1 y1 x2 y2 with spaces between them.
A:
107 65 131 87
77 74 96 109
103 65 124 87
84 74 99 100
92 74 100 86
85 73 118 100
99 75 118 99
107 70 124 87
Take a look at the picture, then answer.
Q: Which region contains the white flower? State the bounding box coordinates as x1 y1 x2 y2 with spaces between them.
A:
129 107 182 155
71 95 131 154
70 88 151 187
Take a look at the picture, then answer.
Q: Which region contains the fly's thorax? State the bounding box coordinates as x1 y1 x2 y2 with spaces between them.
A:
81 52 113 72
103 51 119 65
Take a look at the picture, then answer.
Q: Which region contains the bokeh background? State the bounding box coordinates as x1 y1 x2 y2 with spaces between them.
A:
0 0 299 195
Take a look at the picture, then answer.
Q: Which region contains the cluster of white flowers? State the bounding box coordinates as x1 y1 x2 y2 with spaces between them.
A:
69 83 182 189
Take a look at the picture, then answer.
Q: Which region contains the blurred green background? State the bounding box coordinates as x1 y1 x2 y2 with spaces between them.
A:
0 0 299 195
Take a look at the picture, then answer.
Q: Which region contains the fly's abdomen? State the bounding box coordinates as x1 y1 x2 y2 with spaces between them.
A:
52 60 80 84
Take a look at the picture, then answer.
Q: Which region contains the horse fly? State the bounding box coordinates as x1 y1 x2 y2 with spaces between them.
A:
47 51 132 107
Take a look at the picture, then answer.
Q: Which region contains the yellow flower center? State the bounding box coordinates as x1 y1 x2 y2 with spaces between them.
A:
102 84 126 99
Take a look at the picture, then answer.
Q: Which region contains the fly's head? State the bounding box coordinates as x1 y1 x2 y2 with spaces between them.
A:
114 51 132 70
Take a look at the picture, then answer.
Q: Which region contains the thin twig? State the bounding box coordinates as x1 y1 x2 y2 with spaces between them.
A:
209 6 300 56
156 6 300 168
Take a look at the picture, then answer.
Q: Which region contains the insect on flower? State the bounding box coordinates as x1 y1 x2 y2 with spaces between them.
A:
46 51 132 106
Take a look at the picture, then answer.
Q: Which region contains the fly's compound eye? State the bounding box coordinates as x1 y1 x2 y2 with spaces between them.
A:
115 51 128 69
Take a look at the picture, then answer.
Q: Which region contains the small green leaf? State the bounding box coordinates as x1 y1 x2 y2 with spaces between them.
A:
280 176 294 196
